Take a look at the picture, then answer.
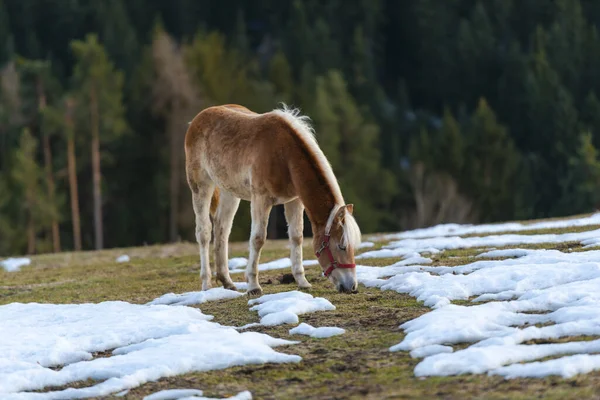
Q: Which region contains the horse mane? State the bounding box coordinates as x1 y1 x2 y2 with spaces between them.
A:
271 104 361 249
325 204 362 249
271 103 344 203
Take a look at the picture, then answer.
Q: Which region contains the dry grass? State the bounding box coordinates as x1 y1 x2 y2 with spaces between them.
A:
2 219 600 399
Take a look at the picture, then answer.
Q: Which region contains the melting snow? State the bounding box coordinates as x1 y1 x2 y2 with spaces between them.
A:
143 389 252 400
116 255 130 263
148 287 243 306
387 212 600 240
365 221 600 378
383 228 600 254
0 302 299 398
1 257 30 272
228 257 319 273
248 291 336 326
289 323 345 338
358 241 375 249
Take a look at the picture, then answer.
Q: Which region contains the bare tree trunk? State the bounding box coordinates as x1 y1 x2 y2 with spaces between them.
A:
90 84 103 250
38 79 61 252
26 185 36 254
169 117 180 242
27 214 36 254
65 98 82 251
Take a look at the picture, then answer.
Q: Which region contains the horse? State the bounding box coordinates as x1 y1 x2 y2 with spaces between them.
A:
184 104 362 295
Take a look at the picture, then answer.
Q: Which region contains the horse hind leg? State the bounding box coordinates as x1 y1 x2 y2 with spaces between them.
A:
284 198 311 289
189 169 215 291
213 190 240 290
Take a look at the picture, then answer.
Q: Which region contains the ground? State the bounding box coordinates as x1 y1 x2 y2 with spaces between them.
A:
2 215 600 399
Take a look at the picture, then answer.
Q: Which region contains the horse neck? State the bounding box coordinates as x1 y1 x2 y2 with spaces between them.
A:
290 160 341 240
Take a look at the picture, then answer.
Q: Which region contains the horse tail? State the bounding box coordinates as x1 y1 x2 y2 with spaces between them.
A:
210 187 220 218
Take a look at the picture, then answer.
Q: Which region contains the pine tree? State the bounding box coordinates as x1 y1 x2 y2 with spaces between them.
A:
545 0 587 98
437 107 464 176
184 31 251 105
268 51 294 103
311 70 396 231
464 98 521 221
0 0 12 64
11 128 57 254
152 26 202 241
0 174 15 255
581 92 600 147
42 97 82 251
17 57 62 252
93 0 139 76
558 132 600 212
456 2 497 106
71 34 128 250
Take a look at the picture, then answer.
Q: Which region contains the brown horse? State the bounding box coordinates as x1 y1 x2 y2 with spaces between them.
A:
184 104 361 295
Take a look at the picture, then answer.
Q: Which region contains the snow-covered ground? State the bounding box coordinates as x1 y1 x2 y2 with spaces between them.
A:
228 257 318 272
247 291 335 326
1 257 30 272
0 298 299 398
289 323 345 338
0 288 341 399
358 218 600 379
143 388 252 400
386 212 600 240
4 213 600 397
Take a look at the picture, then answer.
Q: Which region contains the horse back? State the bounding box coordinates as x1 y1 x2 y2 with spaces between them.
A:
185 105 299 202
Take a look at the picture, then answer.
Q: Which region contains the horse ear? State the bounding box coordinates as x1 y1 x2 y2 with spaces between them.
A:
335 205 346 223
346 204 354 215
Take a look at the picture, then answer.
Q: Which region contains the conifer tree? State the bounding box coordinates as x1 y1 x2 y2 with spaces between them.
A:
17 58 62 252
70 34 128 250
0 0 11 65
152 25 202 241
465 98 520 221
42 97 82 251
11 128 57 254
311 70 396 231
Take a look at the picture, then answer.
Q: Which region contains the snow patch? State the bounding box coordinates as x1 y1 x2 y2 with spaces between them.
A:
289 323 345 338
0 301 299 398
248 291 336 326
1 257 30 272
388 213 600 240
147 287 243 306
116 255 130 263
143 389 252 400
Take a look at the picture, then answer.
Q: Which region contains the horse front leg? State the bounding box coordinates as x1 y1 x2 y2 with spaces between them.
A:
284 198 311 289
246 196 272 296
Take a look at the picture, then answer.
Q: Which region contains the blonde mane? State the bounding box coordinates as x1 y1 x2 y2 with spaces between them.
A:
271 104 361 249
271 104 344 205
324 204 362 249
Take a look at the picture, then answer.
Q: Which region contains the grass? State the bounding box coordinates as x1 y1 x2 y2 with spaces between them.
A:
3 221 600 399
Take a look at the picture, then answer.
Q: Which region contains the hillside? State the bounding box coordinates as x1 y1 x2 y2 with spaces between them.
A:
2 213 600 399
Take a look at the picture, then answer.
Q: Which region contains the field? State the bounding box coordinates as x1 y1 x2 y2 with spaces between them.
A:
2 214 600 399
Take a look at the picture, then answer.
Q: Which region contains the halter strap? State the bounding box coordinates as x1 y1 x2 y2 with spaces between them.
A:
315 234 356 277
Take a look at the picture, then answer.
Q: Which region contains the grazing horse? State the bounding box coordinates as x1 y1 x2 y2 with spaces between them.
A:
184 104 361 295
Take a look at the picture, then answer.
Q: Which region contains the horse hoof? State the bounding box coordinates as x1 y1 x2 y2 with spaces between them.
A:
220 281 237 291
247 288 263 297
298 282 312 290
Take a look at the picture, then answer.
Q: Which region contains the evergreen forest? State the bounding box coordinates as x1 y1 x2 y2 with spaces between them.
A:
2 0 600 255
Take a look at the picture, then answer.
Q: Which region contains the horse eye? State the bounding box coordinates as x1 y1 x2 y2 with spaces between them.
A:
338 244 347 251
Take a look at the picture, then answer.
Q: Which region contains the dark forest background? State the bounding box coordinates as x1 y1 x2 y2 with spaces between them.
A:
2 0 600 255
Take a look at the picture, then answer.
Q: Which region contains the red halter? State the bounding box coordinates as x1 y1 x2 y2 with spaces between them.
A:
315 234 356 277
